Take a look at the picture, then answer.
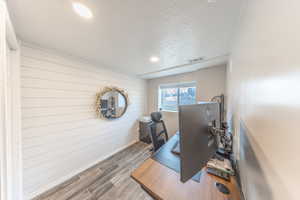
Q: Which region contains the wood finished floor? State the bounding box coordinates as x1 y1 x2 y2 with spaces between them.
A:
33 142 153 200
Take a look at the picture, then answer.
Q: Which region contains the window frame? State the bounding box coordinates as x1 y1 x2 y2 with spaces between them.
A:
158 82 197 112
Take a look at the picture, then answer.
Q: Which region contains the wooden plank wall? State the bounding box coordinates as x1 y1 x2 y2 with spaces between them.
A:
20 44 147 199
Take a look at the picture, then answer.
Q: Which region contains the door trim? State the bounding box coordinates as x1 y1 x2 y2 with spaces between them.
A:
0 1 22 200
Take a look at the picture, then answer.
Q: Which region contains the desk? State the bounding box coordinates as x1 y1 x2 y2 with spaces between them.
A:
131 137 242 200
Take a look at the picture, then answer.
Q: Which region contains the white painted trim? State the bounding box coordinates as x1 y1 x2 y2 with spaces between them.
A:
5 10 18 51
27 140 138 200
9 46 23 200
0 1 23 200
0 3 8 199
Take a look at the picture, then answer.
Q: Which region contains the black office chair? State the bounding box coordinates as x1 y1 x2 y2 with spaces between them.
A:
149 112 169 152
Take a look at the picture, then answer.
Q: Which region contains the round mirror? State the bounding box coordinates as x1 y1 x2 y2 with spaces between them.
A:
96 87 128 119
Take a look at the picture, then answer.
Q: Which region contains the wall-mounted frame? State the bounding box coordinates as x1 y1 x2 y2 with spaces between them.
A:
95 87 129 120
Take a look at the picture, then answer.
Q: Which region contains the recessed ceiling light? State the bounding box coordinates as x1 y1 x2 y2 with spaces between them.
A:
72 2 93 19
150 56 160 63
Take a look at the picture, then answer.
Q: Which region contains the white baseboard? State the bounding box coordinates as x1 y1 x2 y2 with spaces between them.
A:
26 140 138 200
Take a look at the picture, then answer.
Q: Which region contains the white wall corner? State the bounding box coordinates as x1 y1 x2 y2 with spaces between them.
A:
0 1 23 200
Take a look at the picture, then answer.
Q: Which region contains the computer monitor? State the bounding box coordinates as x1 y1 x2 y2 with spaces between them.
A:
179 102 220 183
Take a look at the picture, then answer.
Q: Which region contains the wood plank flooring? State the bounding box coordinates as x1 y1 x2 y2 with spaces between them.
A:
33 142 153 200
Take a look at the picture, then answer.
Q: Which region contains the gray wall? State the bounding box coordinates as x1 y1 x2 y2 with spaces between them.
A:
147 64 226 136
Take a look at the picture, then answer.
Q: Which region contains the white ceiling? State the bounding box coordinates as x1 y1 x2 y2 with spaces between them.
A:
7 0 241 78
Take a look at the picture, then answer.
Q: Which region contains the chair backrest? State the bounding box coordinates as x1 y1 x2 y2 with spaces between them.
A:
151 112 162 122
149 112 169 151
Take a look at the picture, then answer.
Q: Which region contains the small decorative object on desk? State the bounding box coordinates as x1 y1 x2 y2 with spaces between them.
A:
207 158 234 181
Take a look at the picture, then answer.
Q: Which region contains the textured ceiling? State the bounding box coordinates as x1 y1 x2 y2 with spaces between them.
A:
7 0 241 76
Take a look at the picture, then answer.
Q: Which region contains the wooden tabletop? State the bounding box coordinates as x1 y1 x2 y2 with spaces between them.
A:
131 158 242 200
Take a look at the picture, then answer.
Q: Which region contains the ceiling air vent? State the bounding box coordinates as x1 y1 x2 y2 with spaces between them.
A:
188 57 204 64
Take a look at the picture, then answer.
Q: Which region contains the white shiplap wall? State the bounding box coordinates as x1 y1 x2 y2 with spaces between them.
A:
20 44 147 199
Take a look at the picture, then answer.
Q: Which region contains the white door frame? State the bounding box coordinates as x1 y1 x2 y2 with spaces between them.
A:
0 1 23 200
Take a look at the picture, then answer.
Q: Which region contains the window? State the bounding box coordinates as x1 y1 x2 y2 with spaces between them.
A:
159 82 196 111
